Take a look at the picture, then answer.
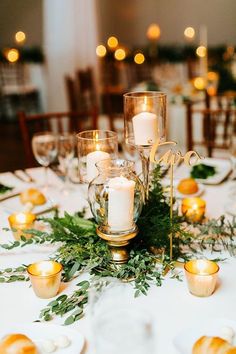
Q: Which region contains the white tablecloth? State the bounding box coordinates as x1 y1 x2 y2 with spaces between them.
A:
0 167 235 354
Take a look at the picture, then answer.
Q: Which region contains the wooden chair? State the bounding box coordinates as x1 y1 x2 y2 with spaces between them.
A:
76 67 98 113
64 75 78 112
18 110 98 167
0 63 40 120
186 102 236 157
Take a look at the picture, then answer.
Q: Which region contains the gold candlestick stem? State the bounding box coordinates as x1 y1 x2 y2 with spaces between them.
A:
169 164 174 260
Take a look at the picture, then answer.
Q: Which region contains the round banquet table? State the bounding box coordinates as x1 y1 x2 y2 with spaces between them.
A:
0 165 236 354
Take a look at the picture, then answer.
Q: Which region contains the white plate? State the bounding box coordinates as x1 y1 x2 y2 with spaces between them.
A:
192 158 231 185
0 322 84 354
224 201 236 216
173 318 236 354
1 192 57 215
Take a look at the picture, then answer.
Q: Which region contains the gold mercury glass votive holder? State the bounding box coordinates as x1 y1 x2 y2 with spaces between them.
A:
8 212 36 240
181 197 206 223
27 261 63 299
184 259 219 297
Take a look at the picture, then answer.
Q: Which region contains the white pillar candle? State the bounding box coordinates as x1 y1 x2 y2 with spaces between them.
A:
132 111 158 145
86 150 110 182
108 176 135 231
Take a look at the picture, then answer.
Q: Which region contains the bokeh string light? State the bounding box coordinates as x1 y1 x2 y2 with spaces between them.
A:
15 31 26 44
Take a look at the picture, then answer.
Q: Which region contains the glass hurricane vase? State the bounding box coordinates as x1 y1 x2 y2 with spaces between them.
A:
88 159 144 263
124 91 167 200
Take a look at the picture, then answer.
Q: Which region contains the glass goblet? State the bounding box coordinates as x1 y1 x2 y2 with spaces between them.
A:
58 132 75 194
32 131 58 190
89 278 155 354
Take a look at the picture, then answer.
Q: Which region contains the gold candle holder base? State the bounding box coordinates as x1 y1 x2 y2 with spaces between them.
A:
96 226 138 264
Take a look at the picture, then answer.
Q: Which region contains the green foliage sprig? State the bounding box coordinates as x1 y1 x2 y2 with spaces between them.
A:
1 166 236 325
0 183 13 194
0 265 28 283
40 280 89 325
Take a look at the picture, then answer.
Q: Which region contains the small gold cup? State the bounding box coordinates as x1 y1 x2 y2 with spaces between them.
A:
27 261 63 299
184 259 219 297
181 197 206 223
8 212 36 240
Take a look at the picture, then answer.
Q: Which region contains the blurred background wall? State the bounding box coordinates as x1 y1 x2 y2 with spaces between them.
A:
97 0 236 46
1 0 236 48
0 0 43 47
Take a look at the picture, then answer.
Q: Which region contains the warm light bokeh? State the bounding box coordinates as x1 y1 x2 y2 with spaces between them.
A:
15 31 26 43
134 52 145 64
107 36 118 49
114 48 126 61
6 48 20 63
196 46 207 57
193 77 206 90
146 23 161 40
96 44 107 57
207 71 218 81
184 27 195 39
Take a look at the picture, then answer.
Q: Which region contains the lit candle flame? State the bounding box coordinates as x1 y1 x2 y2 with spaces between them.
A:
37 261 55 276
94 131 100 151
142 96 148 111
15 213 27 223
196 259 208 274
192 204 198 211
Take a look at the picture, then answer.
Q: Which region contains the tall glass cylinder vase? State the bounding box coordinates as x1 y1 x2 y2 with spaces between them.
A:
124 91 167 200
77 130 118 184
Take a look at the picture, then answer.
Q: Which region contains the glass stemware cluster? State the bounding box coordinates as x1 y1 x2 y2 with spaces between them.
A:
32 131 75 192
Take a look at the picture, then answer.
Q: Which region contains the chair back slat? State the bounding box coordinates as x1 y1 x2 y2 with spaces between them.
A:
186 100 236 157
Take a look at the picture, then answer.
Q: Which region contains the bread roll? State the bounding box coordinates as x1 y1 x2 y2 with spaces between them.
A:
177 178 199 195
20 188 46 206
0 333 38 354
192 335 236 354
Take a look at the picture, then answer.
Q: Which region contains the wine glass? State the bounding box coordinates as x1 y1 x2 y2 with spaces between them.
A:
58 132 75 194
32 131 58 190
89 278 155 354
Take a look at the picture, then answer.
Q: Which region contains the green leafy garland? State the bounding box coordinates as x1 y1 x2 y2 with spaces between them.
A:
1 166 236 325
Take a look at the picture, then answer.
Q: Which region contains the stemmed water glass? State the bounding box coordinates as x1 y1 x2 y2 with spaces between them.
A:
58 132 75 194
89 278 155 354
32 131 58 190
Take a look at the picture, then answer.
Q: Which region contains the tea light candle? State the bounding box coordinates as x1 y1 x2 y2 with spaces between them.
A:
181 197 206 222
184 259 219 297
27 261 63 299
86 150 110 182
8 212 36 240
108 176 135 231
